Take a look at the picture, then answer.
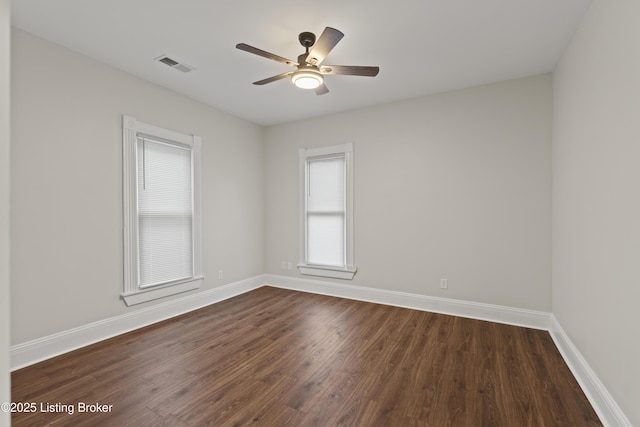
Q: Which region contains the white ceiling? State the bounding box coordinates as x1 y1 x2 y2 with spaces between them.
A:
11 0 591 126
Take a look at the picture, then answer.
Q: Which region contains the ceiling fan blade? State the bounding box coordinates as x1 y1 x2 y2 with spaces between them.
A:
253 72 293 85
305 27 344 66
320 65 380 77
236 43 298 67
314 83 329 95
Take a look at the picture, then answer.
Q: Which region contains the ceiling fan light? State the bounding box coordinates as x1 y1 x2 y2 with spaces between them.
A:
291 70 323 89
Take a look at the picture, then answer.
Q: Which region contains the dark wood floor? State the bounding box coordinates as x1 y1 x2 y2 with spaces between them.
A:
12 286 601 426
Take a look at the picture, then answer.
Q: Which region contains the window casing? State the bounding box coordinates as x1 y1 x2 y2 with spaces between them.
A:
122 115 202 305
298 143 356 279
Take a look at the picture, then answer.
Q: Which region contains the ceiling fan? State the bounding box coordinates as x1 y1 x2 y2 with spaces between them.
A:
236 27 379 95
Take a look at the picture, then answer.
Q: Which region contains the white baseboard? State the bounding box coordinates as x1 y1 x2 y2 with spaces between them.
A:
10 275 264 371
549 315 632 427
264 274 551 330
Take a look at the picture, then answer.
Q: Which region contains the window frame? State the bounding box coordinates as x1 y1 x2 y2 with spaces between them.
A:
122 115 203 306
298 143 356 280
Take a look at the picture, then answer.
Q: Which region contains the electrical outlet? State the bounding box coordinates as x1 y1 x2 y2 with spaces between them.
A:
440 278 448 289
287 262 292 270
218 270 223 280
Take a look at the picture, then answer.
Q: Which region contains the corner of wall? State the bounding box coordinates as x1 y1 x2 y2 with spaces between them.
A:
1 0 12 424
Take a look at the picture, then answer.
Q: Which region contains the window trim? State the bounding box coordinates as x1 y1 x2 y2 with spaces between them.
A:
122 115 203 306
298 143 356 280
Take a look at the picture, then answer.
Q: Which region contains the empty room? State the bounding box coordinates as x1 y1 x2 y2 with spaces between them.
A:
1 0 638 426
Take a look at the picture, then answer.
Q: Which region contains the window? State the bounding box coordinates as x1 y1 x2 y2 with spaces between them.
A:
122 115 202 306
298 143 356 279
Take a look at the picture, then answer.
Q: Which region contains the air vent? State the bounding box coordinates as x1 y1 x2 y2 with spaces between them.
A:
159 57 179 67
155 55 196 73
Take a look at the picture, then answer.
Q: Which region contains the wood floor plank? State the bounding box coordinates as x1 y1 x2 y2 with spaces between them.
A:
12 286 602 426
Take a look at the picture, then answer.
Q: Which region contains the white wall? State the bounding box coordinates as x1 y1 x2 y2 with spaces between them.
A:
10 29 264 344
0 0 11 425
553 2 640 425
265 74 552 311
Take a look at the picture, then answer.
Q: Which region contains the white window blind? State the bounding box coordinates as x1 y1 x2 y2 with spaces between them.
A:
137 137 193 287
122 115 202 306
298 143 356 280
306 155 346 267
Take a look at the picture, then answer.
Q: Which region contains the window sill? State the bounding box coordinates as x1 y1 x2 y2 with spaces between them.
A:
297 265 357 280
121 276 204 306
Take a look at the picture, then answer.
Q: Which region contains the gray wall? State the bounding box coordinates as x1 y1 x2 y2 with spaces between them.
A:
1 0 11 425
10 29 265 344
553 2 640 425
265 74 552 311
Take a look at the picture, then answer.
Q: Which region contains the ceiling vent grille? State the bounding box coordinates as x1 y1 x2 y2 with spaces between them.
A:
155 55 195 73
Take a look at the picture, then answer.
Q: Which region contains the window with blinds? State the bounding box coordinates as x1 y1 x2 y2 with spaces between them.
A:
122 115 202 306
299 143 356 280
306 155 346 267
137 137 193 287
